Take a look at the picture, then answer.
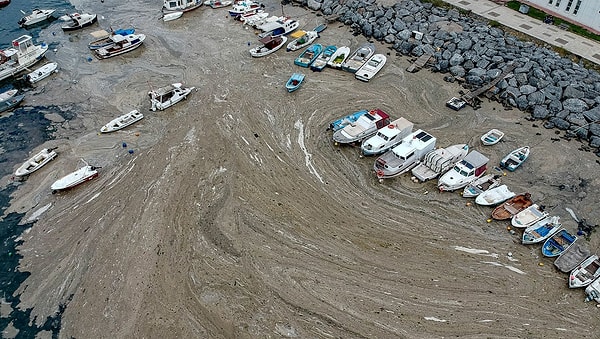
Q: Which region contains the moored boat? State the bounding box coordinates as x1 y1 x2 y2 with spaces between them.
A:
554 242 591 273
511 203 548 228
360 117 413 156
481 128 504 146
474 184 515 206
0 94 24 114
18 9 55 27
341 43 375 73
491 193 533 220
585 277 600 303
61 13 97 31
14 148 57 177
374 129 436 179
569 254 600 288
286 30 319 52
332 108 391 145
500 146 529 172
0 0 11 8
438 151 489 192
294 43 322 68
257 17 298 38
285 73 304 93
462 173 501 198
204 0 232 8
100 110 144 133
163 11 183 22
0 89 18 103
541 229 577 257
229 1 263 17
249 35 287 57
521 215 562 245
310 45 336 72
410 144 469 182
163 0 203 13
355 53 386 82
88 28 135 50
0 35 48 82
51 165 100 193
327 46 350 69
94 34 146 59
149 82 195 111
328 109 368 132
24 62 58 84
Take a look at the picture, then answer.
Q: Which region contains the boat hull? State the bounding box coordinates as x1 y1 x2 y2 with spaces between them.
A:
14 148 57 177
62 14 98 31
51 166 99 192
25 62 58 84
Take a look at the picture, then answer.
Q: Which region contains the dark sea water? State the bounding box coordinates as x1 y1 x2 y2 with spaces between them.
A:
1 1 74 337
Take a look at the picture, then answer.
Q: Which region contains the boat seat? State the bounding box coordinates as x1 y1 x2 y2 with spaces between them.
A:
530 230 541 238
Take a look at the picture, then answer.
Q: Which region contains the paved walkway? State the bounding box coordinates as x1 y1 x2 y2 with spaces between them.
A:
441 0 600 66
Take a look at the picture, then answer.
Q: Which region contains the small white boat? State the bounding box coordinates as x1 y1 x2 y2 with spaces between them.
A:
374 129 437 179
51 165 99 192
332 109 391 145
0 35 49 82
18 9 55 27
569 255 600 288
88 28 135 50
474 184 515 206
360 117 413 156
163 11 183 22
257 17 299 38
438 151 489 192
94 34 146 59
521 215 562 245
411 144 469 182
481 128 504 146
14 148 57 177
585 277 600 303
229 1 263 17
327 46 350 69
24 62 58 84
341 43 375 73
310 45 337 72
286 30 319 52
163 0 203 13
204 0 232 8
462 173 501 198
149 83 195 111
355 53 387 82
100 110 144 133
61 13 97 31
500 146 529 172
239 11 268 24
511 203 549 228
249 35 287 58
0 89 18 103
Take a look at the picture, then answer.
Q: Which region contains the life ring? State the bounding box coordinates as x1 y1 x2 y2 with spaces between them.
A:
388 124 394 129
376 169 384 177
369 109 377 115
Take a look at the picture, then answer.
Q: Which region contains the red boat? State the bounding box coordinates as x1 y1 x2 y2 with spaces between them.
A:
0 0 11 8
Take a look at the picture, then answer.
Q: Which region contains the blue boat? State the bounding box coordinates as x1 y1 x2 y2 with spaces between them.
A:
0 94 24 114
328 109 368 132
294 43 323 68
285 73 304 93
310 45 337 72
541 229 577 257
500 146 529 171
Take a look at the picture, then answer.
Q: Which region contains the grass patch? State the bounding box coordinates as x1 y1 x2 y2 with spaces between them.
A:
506 1 600 42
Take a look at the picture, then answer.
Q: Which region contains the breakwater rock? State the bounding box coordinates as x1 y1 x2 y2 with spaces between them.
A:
306 0 600 151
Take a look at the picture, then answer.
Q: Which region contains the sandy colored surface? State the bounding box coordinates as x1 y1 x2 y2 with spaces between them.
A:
2 2 600 338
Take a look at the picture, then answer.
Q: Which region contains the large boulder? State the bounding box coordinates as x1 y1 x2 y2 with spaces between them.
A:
532 105 549 119
563 98 589 113
548 117 570 130
449 53 464 66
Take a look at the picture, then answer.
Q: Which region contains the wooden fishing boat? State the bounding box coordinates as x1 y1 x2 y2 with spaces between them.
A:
100 110 144 133
474 184 515 206
481 128 504 146
521 215 561 245
249 35 287 58
541 229 577 257
14 148 57 177
491 193 533 220
94 34 146 59
24 62 58 84
569 255 600 288
355 53 387 82
294 43 322 68
310 45 337 72
327 46 350 69
285 73 304 93
500 146 529 172
511 203 548 228
341 43 375 73
51 165 100 193
462 173 501 198
61 13 97 31
286 30 319 52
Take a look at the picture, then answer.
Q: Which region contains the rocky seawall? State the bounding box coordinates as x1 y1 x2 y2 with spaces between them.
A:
302 0 600 153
